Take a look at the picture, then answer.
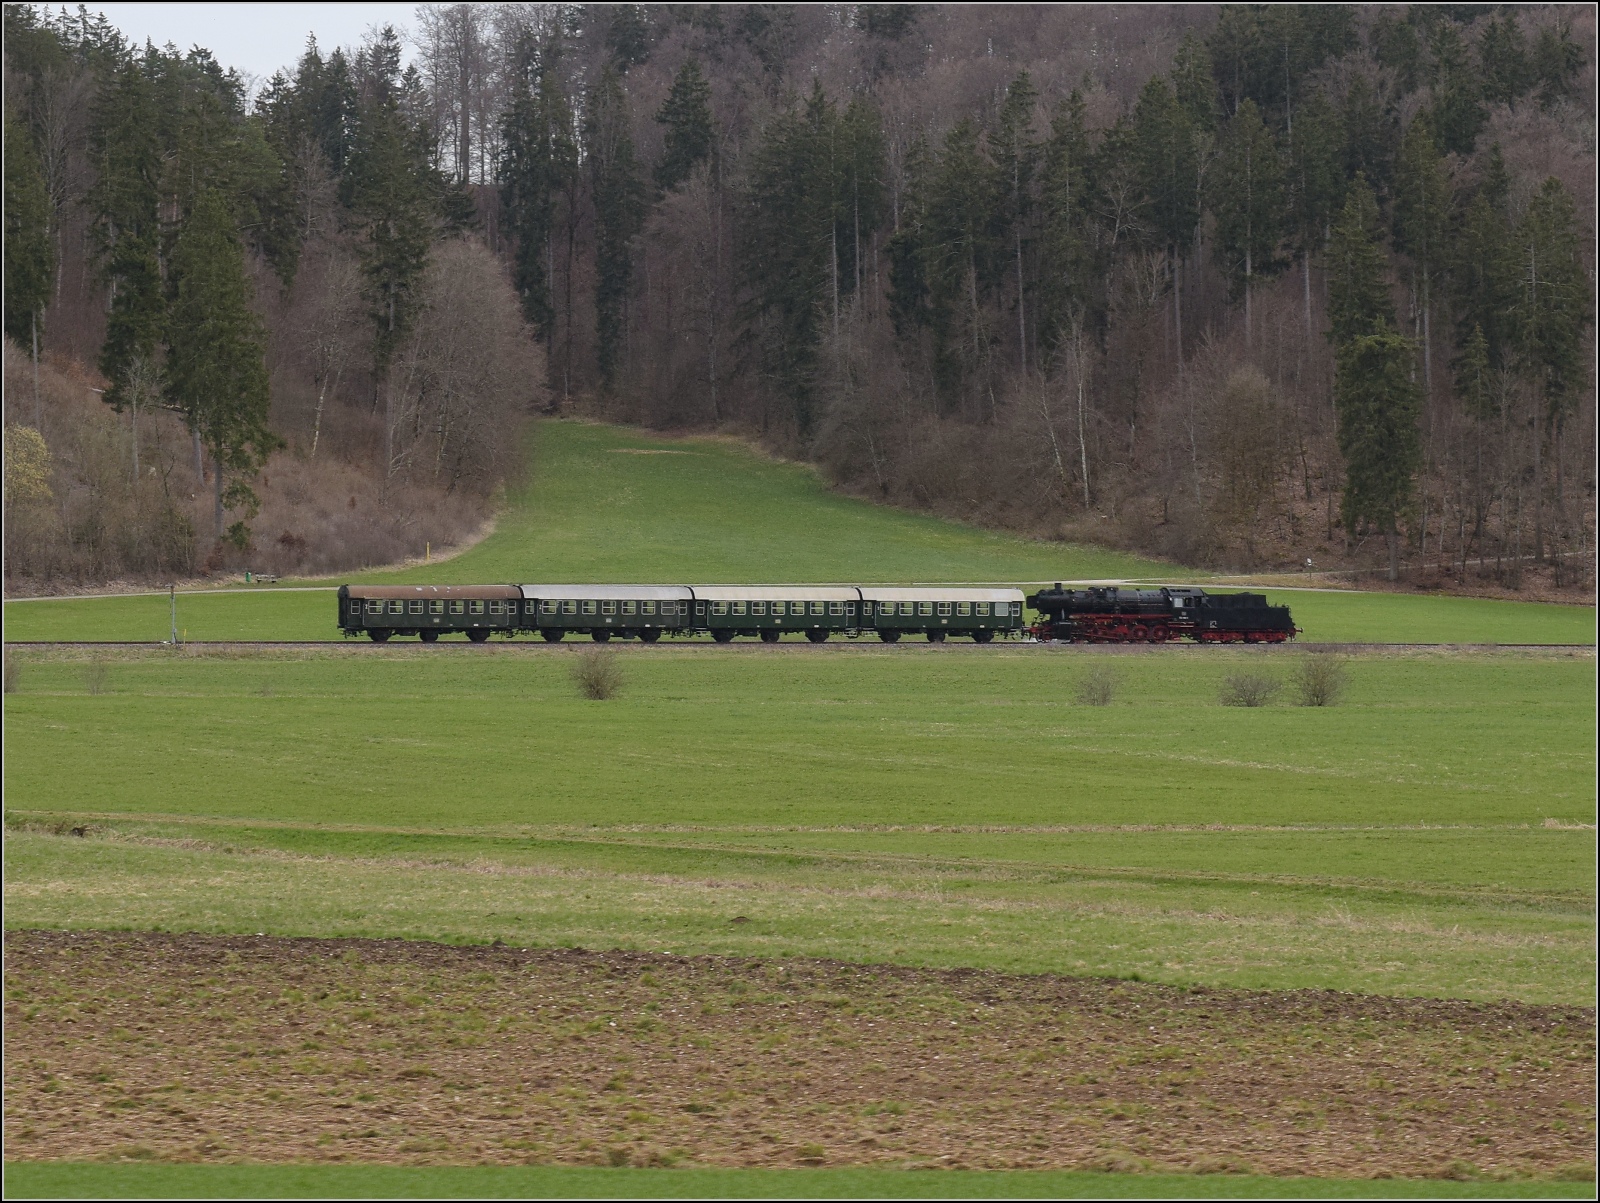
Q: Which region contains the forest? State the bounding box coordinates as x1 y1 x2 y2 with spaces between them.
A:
3 3 1594 592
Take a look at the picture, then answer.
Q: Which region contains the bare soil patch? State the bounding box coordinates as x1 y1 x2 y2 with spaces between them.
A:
4 931 1593 1178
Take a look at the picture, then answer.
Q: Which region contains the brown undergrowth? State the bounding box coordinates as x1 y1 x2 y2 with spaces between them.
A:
4 931 1593 1178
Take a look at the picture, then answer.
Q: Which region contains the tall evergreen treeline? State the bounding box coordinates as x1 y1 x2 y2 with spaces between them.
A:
5 3 1594 586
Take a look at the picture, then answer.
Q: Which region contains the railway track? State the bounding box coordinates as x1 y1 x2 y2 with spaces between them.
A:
5 640 1592 652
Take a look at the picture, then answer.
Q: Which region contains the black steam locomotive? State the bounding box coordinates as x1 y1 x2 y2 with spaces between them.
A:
1025 585 1299 644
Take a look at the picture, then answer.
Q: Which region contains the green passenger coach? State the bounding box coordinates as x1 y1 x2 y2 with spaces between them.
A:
859 587 1025 642
518 585 695 642
338 584 522 642
690 586 861 643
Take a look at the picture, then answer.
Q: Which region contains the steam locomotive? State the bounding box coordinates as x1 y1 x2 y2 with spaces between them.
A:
1025 584 1299 643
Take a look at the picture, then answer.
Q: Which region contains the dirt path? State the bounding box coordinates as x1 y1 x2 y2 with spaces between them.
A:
4 931 1593 1179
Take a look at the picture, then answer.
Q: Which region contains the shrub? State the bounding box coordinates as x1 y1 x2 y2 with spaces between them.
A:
84 657 109 695
1076 665 1121 706
1219 672 1280 707
572 646 623 700
1294 654 1347 706
3 650 17 693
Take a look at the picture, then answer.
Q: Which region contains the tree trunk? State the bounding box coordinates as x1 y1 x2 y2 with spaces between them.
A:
1302 250 1312 346
1532 390 1543 562
1173 251 1183 379
1015 226 1026 374
31 311 41 428
214 462 225 541
1385 516 1399 582
1243 245 1252 351
193 430 203 485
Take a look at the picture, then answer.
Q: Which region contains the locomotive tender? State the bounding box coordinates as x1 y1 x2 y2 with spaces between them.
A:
338 582 1298 644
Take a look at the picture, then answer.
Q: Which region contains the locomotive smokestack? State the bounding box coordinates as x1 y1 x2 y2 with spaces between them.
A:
1054 582 1062 591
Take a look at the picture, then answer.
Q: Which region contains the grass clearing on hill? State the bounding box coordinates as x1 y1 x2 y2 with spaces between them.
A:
4 421 1592 642
5 645 1592 1004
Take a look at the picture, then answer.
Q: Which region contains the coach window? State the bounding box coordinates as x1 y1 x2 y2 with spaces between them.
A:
917 602 933 617
974 602 990 617
712 602 728 616
805 601 821 616
470 600 485 615
406 600 422 615
486 600 500 614
364 601 380 615
561 600 577 615
937 602 952 617
1011 602 1023 617
602 600 617 615
957 602 971 616
429 600 444 615
387 601 404 615
622 600 637 615
525 601 538 616
828 602 843 616
731 601 746 616
582 600 598 616
539 600 556 615
749 601 765 616
641 600 656 616
449 601 465 615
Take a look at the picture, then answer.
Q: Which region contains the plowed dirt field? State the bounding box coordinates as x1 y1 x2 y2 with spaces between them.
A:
5 931 1593 1179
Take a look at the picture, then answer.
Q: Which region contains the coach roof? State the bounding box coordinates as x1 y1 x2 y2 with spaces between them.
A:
859 587 1024 603
341 584 520 600
517 584 695 601
689 585 861 602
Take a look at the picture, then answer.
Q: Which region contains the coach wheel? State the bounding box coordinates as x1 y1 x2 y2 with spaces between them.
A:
759 629 780 643
927 630 946 643
806 629 830 643
878 630 901 644
592 630 611 642
540 628 564 642
368 630 391 643
972 629 994 643
419 629 439 643
712 629 735 643
467 628 490 643
639 628 661 644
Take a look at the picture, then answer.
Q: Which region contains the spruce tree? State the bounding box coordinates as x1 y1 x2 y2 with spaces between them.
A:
1326 175 1392 347
1392 114 1450 392
654 58 712 193
1335 330 1423 579
90 49 166 410
500 34 575 343
164 190 278 541
989 71 1039 371
1035 93 1096 353
1209 98 1283 345
587 65 646 388
3 114 54 349
1285 88 1344 337
1133 74 1198 366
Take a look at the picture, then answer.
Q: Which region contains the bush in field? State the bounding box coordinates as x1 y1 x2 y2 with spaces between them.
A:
1076 665 1121 706
83 657 108 695
1294 654 1347 706
1219 672 1279 707
3 650 18 693
573 647 623 700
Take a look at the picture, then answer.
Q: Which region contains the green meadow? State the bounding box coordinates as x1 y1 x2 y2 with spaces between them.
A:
6 646 1593 1005
7 1163 1592 1200
4 420 1593 643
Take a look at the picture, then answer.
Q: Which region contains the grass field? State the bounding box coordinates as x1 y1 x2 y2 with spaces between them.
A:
3 420 1593 643
10 1163 1593 1199
6 645 1593 1005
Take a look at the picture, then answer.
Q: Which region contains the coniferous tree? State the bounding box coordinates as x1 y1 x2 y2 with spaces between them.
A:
1478 12 1531 106
1209 98 1283 345
1335 331 1422 579
4 114 54 350
990 71 1039 372
164 189 279 542
1392 114 1450 392
1133 74 1199 366
1424 21 1486 157
1285 87 1344 338
500 33 574 345
1035 92 1097 354
1451 146 1517 371
655 59 713 194
587 65 646 388
1513 177 1593 564
90 48 166 410
1326 174 1392 347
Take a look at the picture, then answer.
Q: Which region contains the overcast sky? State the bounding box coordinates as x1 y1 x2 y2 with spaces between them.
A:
91 3 420 86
